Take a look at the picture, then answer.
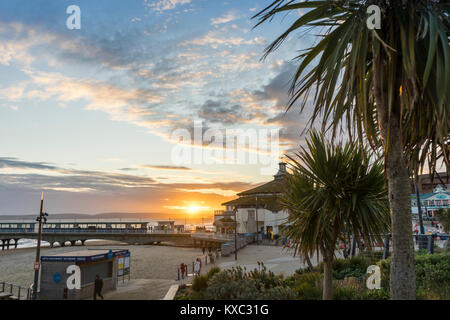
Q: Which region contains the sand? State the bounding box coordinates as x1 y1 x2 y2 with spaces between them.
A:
0 241 322 299
0 241 209 299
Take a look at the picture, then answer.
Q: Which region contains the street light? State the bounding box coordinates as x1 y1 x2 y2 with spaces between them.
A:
233 208 237 261
32 192 48 300
255 196 259 245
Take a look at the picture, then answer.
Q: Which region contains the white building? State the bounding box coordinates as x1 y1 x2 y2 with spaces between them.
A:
411 184 450 217
220 163 289 238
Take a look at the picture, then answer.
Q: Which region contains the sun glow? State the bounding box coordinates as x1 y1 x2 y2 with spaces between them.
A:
188 205 200 214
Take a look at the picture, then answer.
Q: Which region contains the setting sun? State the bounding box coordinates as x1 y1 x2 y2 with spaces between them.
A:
188 205 200 214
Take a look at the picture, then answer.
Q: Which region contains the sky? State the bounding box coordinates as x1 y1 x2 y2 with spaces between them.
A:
0 0 316 217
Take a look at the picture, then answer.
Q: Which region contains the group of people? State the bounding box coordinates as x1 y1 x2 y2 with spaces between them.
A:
179 258 203 280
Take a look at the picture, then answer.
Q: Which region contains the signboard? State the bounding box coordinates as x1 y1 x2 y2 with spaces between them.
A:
123 253 130 275
118 255 124 276
34 261 40 271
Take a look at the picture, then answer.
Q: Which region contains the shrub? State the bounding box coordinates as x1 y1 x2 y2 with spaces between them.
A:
262 286 298 300
377 252 450 299
291 272 322 300
202 263 289 300
206 267 221 280
192 275 209 292
333 286 359 300
204 271 261 300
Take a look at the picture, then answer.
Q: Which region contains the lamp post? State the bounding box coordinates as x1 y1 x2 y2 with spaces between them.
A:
414 174 425 234
255 196 259 245
32 192 48 300
233 208 237 261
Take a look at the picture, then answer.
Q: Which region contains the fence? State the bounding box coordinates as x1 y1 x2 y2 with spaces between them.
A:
0 282 32 300
346 233 448 259
176 251 220 282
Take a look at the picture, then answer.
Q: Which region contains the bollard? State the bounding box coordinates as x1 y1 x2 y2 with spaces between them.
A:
427 235 434 254
350 235 356 257
177 268 180 281
383 235 390 259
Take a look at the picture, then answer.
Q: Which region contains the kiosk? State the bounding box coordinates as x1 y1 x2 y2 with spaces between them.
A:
39 249 130 300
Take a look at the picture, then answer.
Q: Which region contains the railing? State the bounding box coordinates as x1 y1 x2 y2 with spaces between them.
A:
340 233 449 259
0 228 148 234
191 232 234 240
0 282 32 300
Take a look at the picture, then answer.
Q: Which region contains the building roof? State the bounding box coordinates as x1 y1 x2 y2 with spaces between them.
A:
41 249 129 262
237 177 287 196
222 163 288 212
222 194 283 212
236 162 288 196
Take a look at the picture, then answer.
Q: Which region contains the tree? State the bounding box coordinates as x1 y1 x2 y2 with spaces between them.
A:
280 131 390 299
254 0 449 299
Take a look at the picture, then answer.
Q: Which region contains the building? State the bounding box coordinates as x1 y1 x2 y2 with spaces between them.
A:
39 249 130 300
221 162 289 238
411 185 450 218
412 172 449 193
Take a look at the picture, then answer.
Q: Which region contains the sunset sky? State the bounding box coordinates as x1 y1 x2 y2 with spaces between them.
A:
0 0 316 217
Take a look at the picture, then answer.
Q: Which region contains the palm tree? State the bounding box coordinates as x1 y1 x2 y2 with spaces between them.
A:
280 131 390 299
254 0 449 299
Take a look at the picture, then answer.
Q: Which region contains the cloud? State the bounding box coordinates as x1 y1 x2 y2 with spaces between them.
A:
184 30 264 48
140 164 192 170
0 157 57 171
147 0 192 12
198 99 247 125
211 12 239 25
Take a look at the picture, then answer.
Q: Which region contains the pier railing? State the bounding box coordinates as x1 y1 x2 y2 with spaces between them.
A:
0 282 32 300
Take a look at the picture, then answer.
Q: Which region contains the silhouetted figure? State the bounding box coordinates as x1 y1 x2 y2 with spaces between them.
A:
94 275 104 300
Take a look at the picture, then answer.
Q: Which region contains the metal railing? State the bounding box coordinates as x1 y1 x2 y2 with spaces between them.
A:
343 233 449 259
0 228 148 234
0 282 32 300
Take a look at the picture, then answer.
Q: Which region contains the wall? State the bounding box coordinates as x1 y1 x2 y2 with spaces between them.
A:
39 258 117 300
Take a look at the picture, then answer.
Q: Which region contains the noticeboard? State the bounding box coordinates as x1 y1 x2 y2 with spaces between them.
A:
118 255 124 276
123 253 130 275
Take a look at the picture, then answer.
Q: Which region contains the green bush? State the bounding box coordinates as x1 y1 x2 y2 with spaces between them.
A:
202 263 290 300
262 286 298 300
192 275 209 292
291 272 322 300
333 286 359 300
357 288 390 300
206 267 221 280
377 252 450 299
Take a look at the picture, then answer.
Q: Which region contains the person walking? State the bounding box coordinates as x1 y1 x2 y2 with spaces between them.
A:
93 275 104 300
194 259 200 276
180 263 186 280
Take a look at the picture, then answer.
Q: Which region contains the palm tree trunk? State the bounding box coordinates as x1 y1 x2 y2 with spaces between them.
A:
373 48 416 300
385 126 416 300
304 254 314 270
322 249 334 300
